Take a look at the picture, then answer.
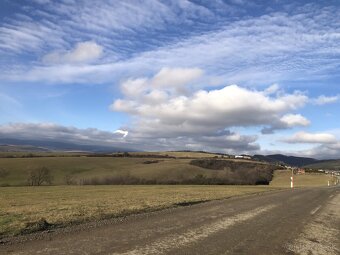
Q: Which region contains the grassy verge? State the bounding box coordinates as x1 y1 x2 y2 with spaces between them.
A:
0 185 279 238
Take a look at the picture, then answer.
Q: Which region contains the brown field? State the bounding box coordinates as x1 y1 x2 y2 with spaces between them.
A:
270 170 336 187
0 156 269 186
0 185 280 238
0 154 336 239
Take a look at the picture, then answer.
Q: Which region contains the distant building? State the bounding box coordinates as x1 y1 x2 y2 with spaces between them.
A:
297 168 305 174
235 155 252 160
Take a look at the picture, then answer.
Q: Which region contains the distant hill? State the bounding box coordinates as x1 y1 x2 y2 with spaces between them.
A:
0 144 51 152
304 160 340 171
0 138 134 153
253 154 319 167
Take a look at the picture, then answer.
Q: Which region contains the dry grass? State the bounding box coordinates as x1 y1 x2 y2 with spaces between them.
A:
270 170 335 187
129 151 221 158
0 156 268 186
0 185 279 237
0 157 211 186
304 160 340 170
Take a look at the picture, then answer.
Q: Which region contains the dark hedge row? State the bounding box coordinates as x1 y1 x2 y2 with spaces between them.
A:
189 159 278 185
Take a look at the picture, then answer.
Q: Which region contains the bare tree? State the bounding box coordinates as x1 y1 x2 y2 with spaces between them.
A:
27 167 53 186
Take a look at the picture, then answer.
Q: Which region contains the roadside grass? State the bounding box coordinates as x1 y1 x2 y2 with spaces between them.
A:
270 170 334 187
0 185 279 238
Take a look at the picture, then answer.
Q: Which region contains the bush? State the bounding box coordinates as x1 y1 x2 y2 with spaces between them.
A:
143 160 160 164
27 167 53 186
190 159 276 185
64 175 77 185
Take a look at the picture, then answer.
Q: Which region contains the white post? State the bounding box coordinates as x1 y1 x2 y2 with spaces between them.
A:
328 181 330 187
290 168 294 189
291 176 294 189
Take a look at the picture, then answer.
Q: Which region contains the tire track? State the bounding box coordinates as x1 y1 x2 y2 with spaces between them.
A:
113 204 277 255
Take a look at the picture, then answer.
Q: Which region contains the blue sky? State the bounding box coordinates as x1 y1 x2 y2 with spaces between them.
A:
0 0 339 158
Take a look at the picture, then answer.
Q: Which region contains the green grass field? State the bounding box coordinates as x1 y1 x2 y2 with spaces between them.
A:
0 185 279 238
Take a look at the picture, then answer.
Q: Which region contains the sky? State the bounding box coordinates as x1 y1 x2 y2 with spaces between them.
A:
0 0 340 158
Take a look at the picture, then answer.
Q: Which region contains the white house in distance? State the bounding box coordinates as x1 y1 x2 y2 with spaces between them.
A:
235 155 252 160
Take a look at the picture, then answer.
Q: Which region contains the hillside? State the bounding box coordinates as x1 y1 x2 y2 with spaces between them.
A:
0 144 50 152
0 138 133 153
253 154 319 167
0 154 275 186
304 160 340 170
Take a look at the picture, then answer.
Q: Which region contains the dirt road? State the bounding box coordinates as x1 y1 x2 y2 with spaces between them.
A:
1 187 339 255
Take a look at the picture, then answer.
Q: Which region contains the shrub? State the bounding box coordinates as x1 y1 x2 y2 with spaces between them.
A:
64 175 77 185
190 159 276 185
27 167 53 186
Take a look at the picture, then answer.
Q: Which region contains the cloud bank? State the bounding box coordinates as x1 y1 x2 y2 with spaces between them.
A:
111 68 309 138
283 131 337 144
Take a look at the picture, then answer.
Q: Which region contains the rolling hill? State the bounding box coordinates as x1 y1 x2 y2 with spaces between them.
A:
0 138 133 153
304 160 340 170
253 154 319 167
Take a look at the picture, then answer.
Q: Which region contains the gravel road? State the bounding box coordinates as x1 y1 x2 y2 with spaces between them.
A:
1 187 339 255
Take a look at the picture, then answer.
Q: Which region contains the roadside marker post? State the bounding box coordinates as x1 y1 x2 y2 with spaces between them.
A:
291 176 294 189
290 169 294 189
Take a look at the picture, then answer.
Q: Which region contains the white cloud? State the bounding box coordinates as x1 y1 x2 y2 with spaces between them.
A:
114 129 129 138
42 41 103 64
120 67 203 99
120 78 148 98
280 114 310 128
111 72 309 142
151 67 203 88
283 131 337 144
313 95 339 105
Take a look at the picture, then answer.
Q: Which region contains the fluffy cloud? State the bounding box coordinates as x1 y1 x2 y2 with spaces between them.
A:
42 41 103 64
283 131 337 144
261 114 310 134
313 95 339 105
280 114 310 127
109 69 310 154
120 67 203 99
112 71 309 139
151 67 203 89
